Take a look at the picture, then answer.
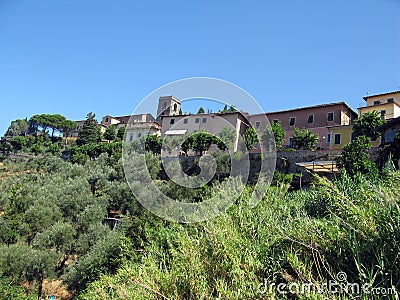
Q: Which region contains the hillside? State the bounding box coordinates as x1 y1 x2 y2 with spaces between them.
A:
0 153 399 299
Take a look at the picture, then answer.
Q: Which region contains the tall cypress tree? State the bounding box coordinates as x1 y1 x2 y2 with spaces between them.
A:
76 113 101 146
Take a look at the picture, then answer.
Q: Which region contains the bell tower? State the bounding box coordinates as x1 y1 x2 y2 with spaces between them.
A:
157 95 181 119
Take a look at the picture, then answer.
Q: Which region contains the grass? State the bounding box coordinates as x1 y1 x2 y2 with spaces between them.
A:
78 172 400 299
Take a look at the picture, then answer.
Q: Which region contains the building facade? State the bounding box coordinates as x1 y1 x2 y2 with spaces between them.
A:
70 120 87 137
160 111 250 152
327 124 354 150
358 90 400 121
156 95 181 119
249 102 357 149
125 122 161 142
101 114 155 129
376 116 400 145
71 113 158 139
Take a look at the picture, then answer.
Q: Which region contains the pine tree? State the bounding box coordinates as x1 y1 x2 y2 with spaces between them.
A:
77 113 101 146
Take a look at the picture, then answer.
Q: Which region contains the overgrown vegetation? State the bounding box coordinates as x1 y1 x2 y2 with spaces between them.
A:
1 111 399 299
77 171 400 299
0 149 399 299
337 136 378 177
292 128 319 150
353 111 384 141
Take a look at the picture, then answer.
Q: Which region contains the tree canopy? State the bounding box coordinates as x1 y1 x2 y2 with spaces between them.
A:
145 135 162 155
5 119 28 137
61 120 77 145
292 128 319 150
27 114 68 137
217 127 236 151
117 127 125 141
77 113 101 146
266 121 285 149
103 125 116 141
337 135 378 177
353 111 384 141
181 131 221 155
197 107 205 114
243 127 259 150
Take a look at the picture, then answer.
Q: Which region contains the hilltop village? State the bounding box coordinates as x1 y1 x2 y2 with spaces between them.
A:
71 91 400 150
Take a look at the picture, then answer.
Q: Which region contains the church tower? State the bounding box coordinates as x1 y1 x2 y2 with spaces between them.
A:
156 95 181 118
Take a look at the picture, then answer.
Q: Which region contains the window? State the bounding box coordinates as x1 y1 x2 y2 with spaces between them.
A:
374 100 381 105
273 119 279 124
255 121 260 128
289 117 296 126
195 118 200 123
183 118 188 124
129 135 133 142
388 98 394 103
307 114 314 124
138 133 142 138
327 112 334 122
326 133 331 143
202 118 207 123
381 110 386 119
288 137 294 148
385 128 398 143
105 117 109 122
334 134 341 145
170 119 175 124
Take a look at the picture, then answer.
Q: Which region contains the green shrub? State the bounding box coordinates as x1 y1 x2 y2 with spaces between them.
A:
79 171 400 299
337 136 378 177
63 232 133 292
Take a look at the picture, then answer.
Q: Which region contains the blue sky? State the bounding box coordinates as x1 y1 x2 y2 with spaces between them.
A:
0 0 399 135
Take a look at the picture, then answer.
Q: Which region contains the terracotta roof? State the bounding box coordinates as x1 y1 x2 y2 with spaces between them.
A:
251 102 357 117
161 110 251 126
113 114 155 124
363 90 400 101
114 113 154 119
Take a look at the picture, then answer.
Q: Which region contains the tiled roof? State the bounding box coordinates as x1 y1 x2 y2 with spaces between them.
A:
251 102 357 117
363 90 400 100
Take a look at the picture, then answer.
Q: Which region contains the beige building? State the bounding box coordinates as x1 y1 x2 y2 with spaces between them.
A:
327 124 354 150
101 114 155 129
70 120 107 138
71 113 158 139
125 122 161 142
70 120 86 137
358 90 400 120
326 92 400 150
160 111 250 152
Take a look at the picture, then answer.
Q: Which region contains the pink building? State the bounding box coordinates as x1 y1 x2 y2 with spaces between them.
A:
249 102 357 149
